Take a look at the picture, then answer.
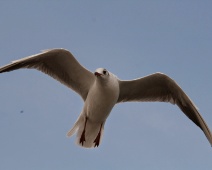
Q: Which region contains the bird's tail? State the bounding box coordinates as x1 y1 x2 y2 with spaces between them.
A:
67 115 104 148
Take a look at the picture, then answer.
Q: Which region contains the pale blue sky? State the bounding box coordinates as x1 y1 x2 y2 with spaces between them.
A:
0 1 212 169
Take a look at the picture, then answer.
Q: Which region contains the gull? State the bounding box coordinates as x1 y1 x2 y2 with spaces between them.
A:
0 49 211 148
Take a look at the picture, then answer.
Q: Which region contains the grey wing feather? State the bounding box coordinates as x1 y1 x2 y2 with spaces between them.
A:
0 49 95 100
117 72 212 146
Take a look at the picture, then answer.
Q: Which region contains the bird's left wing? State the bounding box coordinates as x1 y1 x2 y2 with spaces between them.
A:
0 49 95 100
117 72 212 146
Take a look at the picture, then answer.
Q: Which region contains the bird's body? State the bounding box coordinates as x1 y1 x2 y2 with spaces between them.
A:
68 69 119 147
0 49 211 148
85 69 119 122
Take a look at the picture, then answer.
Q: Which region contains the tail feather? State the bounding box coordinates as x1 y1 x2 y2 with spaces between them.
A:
66 116 83 137
67 115 104 148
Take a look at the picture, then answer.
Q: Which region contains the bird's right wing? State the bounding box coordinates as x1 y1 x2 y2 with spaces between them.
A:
0 49 95 100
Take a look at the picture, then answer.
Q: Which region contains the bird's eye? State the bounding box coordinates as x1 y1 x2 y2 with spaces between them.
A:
103 70 107 75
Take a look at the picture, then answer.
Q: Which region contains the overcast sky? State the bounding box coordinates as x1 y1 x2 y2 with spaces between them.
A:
0 1 212 170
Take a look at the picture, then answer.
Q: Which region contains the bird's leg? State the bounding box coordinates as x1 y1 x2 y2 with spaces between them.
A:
79 117 88 146
93 123 103 147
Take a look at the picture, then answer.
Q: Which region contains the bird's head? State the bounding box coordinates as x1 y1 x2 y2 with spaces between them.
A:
94 68 109 79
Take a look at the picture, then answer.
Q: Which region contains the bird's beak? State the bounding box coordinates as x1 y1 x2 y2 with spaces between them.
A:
94 72 102 77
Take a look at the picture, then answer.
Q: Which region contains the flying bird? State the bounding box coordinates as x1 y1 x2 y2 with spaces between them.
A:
0 49 211 148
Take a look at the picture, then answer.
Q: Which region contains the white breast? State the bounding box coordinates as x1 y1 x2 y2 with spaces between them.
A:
84 73 119 122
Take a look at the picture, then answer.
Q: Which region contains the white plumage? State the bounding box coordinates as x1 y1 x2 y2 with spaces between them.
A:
0 49 211 148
